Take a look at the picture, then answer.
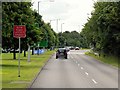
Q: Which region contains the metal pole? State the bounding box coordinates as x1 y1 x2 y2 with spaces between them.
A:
56 19 61 32
56 19 58 32
37 44 39 55
61 23 64 33
28 44 30 62
18 37 20 77
61 24 62 33
38 1 40 14
50 20 52 25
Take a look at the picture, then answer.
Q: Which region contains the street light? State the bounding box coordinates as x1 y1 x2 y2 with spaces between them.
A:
50 19 56 25
49 19 61 33
59 23 64 47
38 1 41 14
38 0 55 14
61 23 64 33
56 19 61 32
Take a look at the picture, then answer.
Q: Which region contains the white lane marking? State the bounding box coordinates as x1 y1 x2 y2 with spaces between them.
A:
76 61 77 63
69 53 84 55
85 72 89 76
78 64 80 66
92 79 98 84
81 67 83 69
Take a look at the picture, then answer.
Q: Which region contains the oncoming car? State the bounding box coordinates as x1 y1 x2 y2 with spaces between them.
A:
56 48 68 59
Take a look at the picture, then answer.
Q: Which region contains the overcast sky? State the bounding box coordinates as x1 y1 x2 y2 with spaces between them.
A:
31 0 96 33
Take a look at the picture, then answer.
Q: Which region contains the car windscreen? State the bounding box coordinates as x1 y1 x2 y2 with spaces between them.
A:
58 48 65 52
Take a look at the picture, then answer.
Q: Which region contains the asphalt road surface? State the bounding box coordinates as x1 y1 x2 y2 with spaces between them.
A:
30 50 118 88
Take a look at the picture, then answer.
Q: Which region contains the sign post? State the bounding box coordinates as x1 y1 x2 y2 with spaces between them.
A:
27 44 30 62
13 25 26 77
18 37 20 77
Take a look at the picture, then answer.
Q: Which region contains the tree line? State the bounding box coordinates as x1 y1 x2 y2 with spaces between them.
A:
58 31 88 48
2 2 59 59
80 2 120 57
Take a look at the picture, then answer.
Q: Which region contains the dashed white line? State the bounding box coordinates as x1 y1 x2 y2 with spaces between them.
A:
78 64 80 66
81 67 84 70
76 61 77 63
85 72 89 76
92 79 98 84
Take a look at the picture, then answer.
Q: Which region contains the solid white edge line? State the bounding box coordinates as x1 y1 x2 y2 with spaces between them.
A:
92 79 98 84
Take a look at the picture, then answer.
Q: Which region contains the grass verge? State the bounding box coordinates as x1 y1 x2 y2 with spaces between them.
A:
2 50 55 88
85 51 119 68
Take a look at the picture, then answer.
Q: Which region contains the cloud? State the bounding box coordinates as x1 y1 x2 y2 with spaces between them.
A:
32 0 94 33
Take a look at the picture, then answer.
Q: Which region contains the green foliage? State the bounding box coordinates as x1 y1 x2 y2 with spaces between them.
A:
85 51 119 68
81 2 120 57
2 2 59 57
58 31 88 48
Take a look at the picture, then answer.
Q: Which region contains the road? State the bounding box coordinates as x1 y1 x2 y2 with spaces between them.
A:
30 50 118 88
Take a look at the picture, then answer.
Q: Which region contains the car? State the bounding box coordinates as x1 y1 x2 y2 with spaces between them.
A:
56 48 68 59
75 47 79 50
70 46 75 50
65 47 70 52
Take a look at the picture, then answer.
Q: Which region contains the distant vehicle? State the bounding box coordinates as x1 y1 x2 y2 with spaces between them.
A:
56 48 68 59
70 46 75 50
75 47 79 50
65 47 70 52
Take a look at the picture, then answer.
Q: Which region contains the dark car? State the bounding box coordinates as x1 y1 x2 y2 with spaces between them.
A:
56 48 68 59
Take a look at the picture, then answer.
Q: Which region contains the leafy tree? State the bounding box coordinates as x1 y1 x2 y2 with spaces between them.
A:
81 2 120 57
2 2 58 59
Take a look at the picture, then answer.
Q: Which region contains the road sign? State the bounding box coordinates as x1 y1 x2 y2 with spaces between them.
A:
13 25 26 38
38 40 48 47
13 25 26 77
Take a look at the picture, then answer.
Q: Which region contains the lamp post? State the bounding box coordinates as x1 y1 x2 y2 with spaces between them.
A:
38 1 40 14
60 23 64 47
56 19 60 32
50 19 56 25
38 0 55 14
61 23 64 33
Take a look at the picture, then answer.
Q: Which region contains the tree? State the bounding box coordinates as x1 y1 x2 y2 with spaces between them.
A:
2 2 58 59
80 2 120 57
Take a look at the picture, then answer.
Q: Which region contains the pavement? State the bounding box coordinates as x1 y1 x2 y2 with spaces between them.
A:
30 50 118 88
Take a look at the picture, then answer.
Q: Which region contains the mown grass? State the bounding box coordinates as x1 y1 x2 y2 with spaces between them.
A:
2 50 55 88
85 51 119 68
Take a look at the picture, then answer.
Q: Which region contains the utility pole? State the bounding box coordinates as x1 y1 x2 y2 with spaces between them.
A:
50 19 56 25
38 1 40 14
61 23 64 33
60 23 64 47
38 0 54 14
56 19 61 32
